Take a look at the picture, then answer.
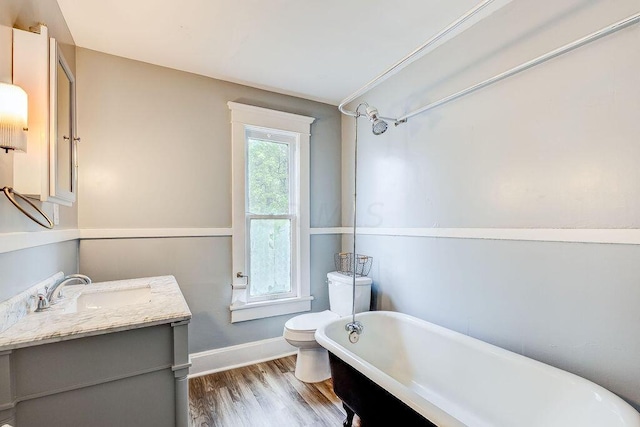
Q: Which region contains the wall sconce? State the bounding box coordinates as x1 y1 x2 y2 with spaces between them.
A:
0 82 28 153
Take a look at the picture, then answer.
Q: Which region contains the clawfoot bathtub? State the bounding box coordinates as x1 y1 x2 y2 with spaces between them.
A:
315 311 640 427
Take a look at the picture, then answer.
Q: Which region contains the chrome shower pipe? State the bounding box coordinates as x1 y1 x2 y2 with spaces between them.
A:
338 0 498 123
344 103 369 341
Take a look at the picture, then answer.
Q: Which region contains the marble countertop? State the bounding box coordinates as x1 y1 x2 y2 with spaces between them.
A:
0 275 191 351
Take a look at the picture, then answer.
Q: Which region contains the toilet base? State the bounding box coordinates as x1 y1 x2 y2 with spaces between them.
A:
295 347 331 383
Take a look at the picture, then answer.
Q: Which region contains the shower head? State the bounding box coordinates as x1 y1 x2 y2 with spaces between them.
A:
365 106 388 135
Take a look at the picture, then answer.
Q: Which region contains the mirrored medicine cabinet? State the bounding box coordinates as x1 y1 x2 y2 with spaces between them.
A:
12 25 78 206
50 39 77 204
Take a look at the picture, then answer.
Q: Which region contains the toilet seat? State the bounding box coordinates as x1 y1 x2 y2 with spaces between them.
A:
284 310 339 342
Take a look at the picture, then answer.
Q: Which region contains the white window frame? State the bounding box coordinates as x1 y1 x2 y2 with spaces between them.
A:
228 102 315 323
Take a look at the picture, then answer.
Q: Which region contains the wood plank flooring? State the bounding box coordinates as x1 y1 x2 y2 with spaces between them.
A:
189 355 354 427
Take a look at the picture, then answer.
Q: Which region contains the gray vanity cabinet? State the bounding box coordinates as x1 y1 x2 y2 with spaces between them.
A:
0 321 190 427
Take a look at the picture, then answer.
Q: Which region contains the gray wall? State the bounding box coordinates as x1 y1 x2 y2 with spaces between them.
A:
342 0 640 409
80 235 339 353
0 240 78 302
0 0 78 299
76 48 342 353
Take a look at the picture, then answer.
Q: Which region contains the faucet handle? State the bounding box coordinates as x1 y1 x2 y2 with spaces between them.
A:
34 293 50 312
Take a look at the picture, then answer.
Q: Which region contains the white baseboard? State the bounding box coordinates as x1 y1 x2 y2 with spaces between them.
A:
189 337 297 378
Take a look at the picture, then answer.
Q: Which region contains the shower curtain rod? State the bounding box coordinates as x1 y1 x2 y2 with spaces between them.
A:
339 10 640 126
338 0 499 118
395 12 640 124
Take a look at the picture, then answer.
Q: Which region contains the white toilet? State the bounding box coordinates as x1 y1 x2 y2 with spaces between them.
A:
283 271 372 383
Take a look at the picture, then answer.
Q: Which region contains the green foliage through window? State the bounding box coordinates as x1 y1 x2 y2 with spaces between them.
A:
247 138 289 215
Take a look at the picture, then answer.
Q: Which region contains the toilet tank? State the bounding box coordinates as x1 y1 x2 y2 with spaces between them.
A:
327 271 372 317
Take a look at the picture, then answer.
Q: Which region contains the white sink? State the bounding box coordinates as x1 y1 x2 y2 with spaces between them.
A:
64 285 152 313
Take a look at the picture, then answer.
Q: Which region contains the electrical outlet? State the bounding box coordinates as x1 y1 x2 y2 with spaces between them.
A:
53 203 60 226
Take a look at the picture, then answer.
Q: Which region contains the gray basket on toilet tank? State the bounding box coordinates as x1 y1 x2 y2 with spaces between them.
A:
334 253 373 277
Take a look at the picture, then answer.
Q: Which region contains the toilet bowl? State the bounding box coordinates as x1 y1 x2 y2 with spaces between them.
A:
284 310 339 383
283 271 372 383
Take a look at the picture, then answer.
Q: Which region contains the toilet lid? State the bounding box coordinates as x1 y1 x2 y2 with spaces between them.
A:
285 310 339 332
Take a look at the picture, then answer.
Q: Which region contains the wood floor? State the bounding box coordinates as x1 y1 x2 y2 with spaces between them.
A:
189 355 354 427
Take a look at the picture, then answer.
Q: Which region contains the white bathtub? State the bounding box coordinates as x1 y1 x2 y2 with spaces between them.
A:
315 311 640 427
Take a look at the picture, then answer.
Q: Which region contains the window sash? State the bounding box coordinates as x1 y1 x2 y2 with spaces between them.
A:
245 134 297 216
246 214 297 302
245 131 298 302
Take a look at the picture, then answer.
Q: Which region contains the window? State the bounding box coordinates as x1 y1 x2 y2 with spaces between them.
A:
228 102 315 322
246 128 296 301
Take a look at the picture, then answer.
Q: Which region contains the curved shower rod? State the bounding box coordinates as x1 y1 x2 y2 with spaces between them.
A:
339 5 640 128
395 12 640 124
338 0 500 122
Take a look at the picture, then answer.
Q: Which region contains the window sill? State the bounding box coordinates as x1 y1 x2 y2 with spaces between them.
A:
229 296 314 323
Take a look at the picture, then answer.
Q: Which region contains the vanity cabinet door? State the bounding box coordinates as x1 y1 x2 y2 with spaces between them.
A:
12 326 176 427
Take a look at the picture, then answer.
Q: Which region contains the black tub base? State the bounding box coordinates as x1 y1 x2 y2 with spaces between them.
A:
343 403 355 427
329 352 436 427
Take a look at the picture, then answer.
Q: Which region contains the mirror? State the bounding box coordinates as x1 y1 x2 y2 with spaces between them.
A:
56 60 72 193
49 40 76 205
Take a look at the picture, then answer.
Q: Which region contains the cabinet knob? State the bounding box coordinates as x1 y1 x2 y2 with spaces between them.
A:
73 137 81 142
63 136 70 140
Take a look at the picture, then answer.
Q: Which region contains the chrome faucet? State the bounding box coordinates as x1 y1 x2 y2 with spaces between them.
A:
345 320 364 343
45 274 92 304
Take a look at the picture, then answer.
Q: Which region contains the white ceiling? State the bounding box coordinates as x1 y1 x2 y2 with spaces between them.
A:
57 0 488 105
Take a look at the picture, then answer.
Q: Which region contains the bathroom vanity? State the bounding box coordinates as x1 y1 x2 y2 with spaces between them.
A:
0 276 191 427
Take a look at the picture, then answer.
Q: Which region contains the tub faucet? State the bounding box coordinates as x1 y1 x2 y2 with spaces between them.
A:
46 274 92 303
345 321 363 343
